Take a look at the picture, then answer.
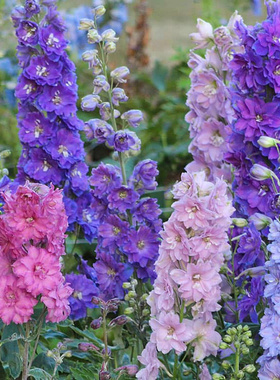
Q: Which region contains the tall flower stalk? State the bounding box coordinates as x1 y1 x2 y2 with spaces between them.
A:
79 5 161 300
12 0 98 241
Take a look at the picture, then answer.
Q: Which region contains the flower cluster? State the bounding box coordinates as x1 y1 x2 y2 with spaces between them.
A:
186 14 242 180
258 219 280 378
226 2 280 220
78 5 161 301
136 170 234 378
12 0 96 240
0 182 72 324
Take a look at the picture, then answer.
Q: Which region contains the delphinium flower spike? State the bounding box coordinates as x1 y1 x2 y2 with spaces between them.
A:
12 0 98 241
80 5 161 302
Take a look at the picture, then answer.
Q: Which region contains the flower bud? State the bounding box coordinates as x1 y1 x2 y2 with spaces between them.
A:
79 342 99 352
244 338 253 346
223 335 232 343
0 150 11 159
93 5 106 18
249 213 272 230
63 351 72 358
101 29 119 43
87 29 102 44
219 342 229 350
115 365 138 376
124 307 134 315
241 346 249 355
122 282 131 289
104 42 116 54
82 49 99 66
1 168 9 176
142 308 150 316
237 370 244 379
128 291 137 298
213 374 225 380
243 364 256 373
111 66 130 83
81 94 100 112
79 18 95 30
108 315 127 327
232 218 248 227
250 164 276 181
221 361 230 370
99 370 111 380
90 317 103 330
257 136 280 148
131 279 138 286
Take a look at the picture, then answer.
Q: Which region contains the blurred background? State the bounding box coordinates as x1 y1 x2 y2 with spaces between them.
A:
0 0 266 202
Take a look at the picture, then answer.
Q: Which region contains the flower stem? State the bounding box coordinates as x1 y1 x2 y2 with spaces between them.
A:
22 322 30 380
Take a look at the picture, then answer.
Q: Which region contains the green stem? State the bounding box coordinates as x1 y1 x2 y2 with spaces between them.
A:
234 346 240 379
27 308 46 374
22 322 30 380
173 354 179 379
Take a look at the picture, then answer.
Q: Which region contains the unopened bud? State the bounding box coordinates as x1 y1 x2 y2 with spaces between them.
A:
221 361 230 370
90 317 102 330
232 218 248 227
249 212 272 230
0 150 11 158
250 164 276 181
104 41 116 54
101 29 119 43
87 29 102 44
258 136 280 148
63 351 72 358
99 370 111 380
128 291 137 298
124 307 134 315
79 18 95 30
223 335 232 343
111 66 130 83
142 308 150 316
1 168 9 176
237 370 244 379
219 342 229 350
115 365 138 376
241 346 249 355
243 364 256 373
244 339 253 346
122 282 131 289
108 315 127 327
93 5 106 17
78 342 99 352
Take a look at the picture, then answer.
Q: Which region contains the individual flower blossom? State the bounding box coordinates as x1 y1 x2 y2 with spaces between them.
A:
65 274 100 320
94 252 133 300
42 281 73 323
150 312 189 354
107 130 141 152
184 317 221 361
84 119 114 143
129 159 159 194
0 274 37 325
121 109 143 128
136 342 161 380
98 215 130 248
89 163 122 197
12 246 62 297
107 185 139 213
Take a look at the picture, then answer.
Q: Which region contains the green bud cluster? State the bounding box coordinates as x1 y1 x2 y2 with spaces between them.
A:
213 325 256 379
123 279 149 317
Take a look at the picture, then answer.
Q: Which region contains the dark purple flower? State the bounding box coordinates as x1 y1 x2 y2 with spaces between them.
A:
238 277 264 323
15 75 40 101
234 97 280 141
94 252 133 300
129 159 159 194
24 147 64 184
18 111 53 146
38 83 77 116
78 259 97 282
107 186 139 213
76 193 99 241
89 163 122 197
124 226 159 267
107 130 141 152
253 15 280 58
16 45 39 68
63 196 78 226
98 215 130 247
25 55 62 85
68 162 89 195
25 0 40 18
16 21 39 46
65 274 99 320
237 223 262 265
132 198 162 223
45 129 84 169
39 24 67 58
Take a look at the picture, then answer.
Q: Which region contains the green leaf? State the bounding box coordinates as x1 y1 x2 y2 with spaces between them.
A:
0 323 22 379
69 326 103 348
32 353 55 373
8 354 22 379
70 365 98 380
28 368 52 380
